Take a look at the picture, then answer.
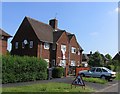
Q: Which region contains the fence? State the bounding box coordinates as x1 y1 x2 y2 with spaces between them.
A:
76 67 90 76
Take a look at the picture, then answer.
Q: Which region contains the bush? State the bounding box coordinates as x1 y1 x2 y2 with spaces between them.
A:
2 55 47 84
106 65 114 71
52 67 64 78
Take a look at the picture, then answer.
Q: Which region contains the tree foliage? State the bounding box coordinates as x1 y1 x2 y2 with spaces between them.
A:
89 51 104 67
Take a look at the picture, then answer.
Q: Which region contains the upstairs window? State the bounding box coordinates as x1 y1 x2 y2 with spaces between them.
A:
22 42 25 49
15 42 18 49
44 42 50 49
71 47 76 54
52 43 56 50
30 41 33 48
61 45 66 52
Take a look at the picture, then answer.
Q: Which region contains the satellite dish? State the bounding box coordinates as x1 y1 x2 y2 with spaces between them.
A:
24 39 28 45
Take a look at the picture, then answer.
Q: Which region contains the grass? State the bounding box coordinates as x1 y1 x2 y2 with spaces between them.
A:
115 72 120 80
2 82 95 92
82 77 107 84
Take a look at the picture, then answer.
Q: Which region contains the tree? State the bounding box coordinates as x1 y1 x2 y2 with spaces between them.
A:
105 54 112 61
89 51 104 67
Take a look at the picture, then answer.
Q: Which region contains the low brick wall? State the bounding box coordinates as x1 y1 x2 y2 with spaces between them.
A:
76 67 90 76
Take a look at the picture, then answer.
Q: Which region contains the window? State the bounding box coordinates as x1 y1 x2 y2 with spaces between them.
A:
96 68 102 72
71 60 76 66
44 42 50 49
30 41 33 48
22 42 25 49
52 59 55 67
59 60 66 68
15 42 18 49
102 69 108 72
71 47 76 54
90 68 96 72
52 44 56 50
44 59 49 68
61 45 66 52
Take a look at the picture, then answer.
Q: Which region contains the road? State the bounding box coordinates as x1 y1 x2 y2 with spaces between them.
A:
95 81 119 94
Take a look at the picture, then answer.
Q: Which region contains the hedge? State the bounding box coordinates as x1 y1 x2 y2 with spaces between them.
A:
52 67 64 78
2 55 47 84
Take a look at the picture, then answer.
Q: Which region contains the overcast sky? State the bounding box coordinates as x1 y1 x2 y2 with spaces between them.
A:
1 2 118 57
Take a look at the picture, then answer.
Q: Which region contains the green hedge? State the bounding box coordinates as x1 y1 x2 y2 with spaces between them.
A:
2 55 47 84
52 67 64 78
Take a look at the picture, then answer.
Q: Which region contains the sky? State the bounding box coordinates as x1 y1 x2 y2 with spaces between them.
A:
1 2 118 57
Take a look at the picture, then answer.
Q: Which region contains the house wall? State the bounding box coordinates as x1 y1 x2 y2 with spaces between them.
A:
69 36 81 66
37 42 50 59
11 18 39 57
56 32 69 67
0 39 7 55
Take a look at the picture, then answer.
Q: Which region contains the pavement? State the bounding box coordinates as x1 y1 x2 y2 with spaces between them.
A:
2 76 119 93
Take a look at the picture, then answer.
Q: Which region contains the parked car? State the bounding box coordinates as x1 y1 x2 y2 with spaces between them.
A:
79 67 116 81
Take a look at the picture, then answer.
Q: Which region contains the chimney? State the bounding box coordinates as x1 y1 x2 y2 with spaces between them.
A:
49 19 58 30
90 51 92 55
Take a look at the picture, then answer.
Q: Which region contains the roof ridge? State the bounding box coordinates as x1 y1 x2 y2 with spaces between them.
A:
25 16 52 28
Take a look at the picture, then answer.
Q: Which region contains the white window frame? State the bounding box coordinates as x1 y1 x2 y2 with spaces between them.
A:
71 47 76 54
59 60 66 68
61 45 66 52
15 42 18 49
71 60 76 66
44 42 50 50
30 41 33 48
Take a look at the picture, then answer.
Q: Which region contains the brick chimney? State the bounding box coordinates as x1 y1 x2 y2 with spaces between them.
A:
49 19 58 30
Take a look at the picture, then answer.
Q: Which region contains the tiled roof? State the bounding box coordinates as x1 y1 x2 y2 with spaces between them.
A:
0 28 12 37
26 16 54 43
53 30 64 42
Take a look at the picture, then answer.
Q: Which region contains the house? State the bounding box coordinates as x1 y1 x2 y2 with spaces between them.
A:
113 51 120 62
82 54 89 67
0 29 11 55
11 16 83 76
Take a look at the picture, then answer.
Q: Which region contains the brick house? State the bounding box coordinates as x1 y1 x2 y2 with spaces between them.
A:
0 28 11 55
11 16 83 76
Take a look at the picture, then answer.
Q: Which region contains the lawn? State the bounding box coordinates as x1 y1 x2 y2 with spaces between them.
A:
2 82 94 92
83 77 107 84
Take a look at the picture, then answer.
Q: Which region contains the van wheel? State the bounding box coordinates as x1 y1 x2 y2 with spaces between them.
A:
101 75 106 80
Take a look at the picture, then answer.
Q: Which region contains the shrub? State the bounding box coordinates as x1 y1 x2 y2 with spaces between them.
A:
2 55 47 84
106 65 114 70
52 67 64 78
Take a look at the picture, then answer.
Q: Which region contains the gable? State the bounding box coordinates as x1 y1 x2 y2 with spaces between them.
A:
57 31 69 44
11 17 53 43
11 17 38 43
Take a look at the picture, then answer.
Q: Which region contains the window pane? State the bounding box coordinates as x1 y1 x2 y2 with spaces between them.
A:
44 43 50 49
30 41 33 48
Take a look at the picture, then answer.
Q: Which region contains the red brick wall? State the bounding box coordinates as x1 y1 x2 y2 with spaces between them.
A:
56 32 69 66
37 42 50 60
69 36 81 66
0 39 7 55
